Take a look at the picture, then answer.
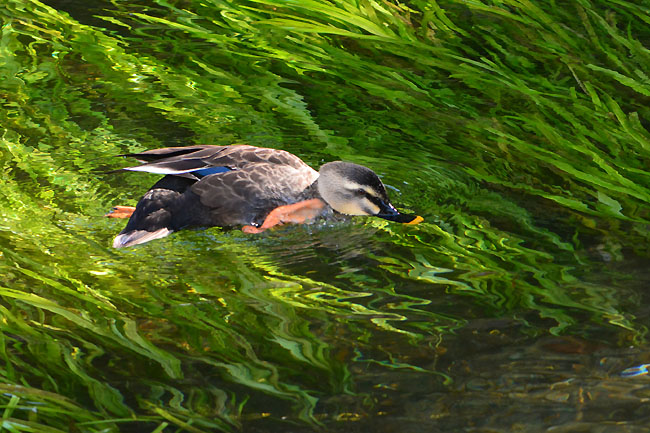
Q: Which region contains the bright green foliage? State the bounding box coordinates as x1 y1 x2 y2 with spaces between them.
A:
0 0 649 431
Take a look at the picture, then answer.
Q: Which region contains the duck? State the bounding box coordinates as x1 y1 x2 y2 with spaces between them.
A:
107 145 422 248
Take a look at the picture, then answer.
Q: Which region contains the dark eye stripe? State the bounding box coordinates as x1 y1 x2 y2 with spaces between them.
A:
366 194 383 208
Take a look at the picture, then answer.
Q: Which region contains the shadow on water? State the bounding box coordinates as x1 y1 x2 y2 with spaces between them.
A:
1 0 650 432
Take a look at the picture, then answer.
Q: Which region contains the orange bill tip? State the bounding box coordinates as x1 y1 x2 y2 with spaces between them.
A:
404 215 423 225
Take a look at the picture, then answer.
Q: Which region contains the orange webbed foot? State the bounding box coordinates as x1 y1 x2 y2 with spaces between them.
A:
241 199 326 234
241 225 265 234
105 205 136 219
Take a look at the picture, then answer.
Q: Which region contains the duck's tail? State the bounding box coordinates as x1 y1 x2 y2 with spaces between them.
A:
110 175 196 248
113 228 172 248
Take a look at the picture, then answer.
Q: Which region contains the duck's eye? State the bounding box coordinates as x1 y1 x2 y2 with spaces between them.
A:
355 188 366 196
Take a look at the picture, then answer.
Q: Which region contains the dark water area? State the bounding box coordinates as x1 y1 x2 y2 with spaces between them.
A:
1 0 650 432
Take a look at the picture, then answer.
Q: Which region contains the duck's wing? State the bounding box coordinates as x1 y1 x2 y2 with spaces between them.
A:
119 145 312 180
190 162 319 226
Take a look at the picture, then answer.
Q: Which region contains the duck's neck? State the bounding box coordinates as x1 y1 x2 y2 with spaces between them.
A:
300 178 323 202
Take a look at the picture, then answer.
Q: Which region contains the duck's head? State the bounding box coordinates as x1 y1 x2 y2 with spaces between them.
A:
316 162 423 224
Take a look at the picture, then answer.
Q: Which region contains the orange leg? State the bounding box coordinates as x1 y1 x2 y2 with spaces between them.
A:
105 205 136 219
242 199 326 234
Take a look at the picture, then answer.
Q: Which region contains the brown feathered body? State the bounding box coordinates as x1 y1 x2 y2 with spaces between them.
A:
113 145 320 247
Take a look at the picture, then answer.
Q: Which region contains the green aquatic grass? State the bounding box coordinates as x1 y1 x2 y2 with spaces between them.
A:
0 0 649 431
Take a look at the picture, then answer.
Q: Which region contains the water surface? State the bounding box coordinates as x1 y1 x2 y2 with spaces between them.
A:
1 0 650 431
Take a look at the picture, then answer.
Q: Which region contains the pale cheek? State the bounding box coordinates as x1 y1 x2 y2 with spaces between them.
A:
336 202 366 215
365 202 380 215
349 201 380 215
330 197 380 215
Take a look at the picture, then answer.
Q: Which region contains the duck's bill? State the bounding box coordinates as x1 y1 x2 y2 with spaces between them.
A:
377 212 423 224
376 202 423 225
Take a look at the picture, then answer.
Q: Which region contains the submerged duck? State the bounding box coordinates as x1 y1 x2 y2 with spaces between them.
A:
108 145 422 248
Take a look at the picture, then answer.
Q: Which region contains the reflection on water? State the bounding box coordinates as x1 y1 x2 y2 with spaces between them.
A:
1 0 650 431
323 333 650 433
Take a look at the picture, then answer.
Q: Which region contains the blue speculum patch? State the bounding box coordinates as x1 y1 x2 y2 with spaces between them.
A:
193 166 232 177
